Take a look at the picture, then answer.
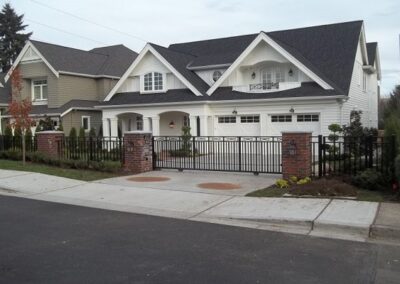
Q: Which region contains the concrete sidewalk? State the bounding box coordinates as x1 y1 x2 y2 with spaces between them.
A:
0 169 397 243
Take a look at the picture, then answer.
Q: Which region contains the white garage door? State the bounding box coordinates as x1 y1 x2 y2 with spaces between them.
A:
215 115 260 136
268 114 321 136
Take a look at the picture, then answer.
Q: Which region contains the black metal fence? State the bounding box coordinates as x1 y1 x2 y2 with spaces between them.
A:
312 135 397 177
0 135 37 152
58 136 124 163
153 136 282 174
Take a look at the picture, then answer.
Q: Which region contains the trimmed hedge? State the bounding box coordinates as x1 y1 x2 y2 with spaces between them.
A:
0 150 121 173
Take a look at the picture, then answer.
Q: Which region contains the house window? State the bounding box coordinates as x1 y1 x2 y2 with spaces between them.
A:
218 116 236 123
271 115 292 122
32 79 48 101
212 70 222 82
136 116 143 130
297 114 319 122
240 115 260 123
362 72 367 92
81 116 90 131
143 72 164 92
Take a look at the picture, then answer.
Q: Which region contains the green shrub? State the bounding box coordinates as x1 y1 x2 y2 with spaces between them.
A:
351 169 389 191
289 176 298 183
69 127 77 139
276 179 289 189
79 127 86 138
89 127 96 138
297 177 312 185
169 149 191 157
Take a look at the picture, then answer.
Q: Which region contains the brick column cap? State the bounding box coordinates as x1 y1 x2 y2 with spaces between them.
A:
124 131 152 135
36 131 64 135
281 131 313 134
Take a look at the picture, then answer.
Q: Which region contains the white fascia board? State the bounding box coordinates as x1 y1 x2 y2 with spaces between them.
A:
206 32 334 96
104 44 203 101
60 107 100 117
4 41 59 82
375 45 382 80
359 24 369 65
187 63 231 70
59 71 120 80
96 95 345 109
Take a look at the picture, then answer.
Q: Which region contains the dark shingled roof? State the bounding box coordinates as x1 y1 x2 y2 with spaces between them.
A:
31 40 138 77
158 21 363 97
102 82 340 106
149 43 210 95
366 42 377 65
5 100 100 116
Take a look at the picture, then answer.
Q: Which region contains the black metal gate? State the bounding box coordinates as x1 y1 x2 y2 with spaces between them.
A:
152 136 282 174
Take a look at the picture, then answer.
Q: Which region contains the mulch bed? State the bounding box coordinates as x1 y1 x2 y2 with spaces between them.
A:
287 178 358 197
197 182 242 190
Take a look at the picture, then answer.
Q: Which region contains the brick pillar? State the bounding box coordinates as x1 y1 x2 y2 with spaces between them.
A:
36 131 64 159
123 131 153 174
282 132 312 179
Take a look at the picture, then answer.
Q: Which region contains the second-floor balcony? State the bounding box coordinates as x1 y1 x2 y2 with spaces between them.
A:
232 81 301 93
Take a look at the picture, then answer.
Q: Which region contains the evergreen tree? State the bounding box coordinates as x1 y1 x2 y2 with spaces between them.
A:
25 127 32 152
0 3 32 72
4 124 12 149
79 127 86 138
69 127 77 139
89 127 96 138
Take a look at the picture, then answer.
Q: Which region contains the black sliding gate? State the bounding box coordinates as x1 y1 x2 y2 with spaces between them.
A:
152 136 282 174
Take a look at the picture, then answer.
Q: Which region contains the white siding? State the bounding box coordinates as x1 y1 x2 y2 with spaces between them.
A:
342 40 378 128
116 52 187 93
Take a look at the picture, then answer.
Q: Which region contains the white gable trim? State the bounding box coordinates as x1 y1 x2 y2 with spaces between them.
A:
207 32 334 96
4 41 59 82
104 44 202 101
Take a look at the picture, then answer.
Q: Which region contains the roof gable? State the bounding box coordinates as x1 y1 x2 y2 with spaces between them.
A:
366 42 377 65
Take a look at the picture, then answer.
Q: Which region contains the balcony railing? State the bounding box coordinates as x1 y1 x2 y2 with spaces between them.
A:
249 82 279 90
233 81 301 93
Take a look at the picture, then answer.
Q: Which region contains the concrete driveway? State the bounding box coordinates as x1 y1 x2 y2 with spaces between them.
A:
97 169 278 196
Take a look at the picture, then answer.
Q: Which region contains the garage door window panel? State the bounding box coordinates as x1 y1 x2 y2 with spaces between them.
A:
271 115 292 122
218 116 236 123
297 114 319 122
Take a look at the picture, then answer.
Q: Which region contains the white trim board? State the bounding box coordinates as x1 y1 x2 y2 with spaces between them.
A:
206 32 334 96
104 43 203 101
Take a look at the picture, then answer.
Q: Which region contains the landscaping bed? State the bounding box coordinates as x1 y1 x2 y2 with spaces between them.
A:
247 176 398 202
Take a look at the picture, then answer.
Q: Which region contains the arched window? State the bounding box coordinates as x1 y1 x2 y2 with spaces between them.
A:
142 72 164 92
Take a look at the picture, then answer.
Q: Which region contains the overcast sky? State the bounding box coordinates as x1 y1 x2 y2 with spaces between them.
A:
5 0 400 95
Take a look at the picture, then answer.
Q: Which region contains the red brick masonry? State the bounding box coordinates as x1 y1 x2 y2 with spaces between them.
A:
282 132 312 179
123 132 153 174
36 131 64 159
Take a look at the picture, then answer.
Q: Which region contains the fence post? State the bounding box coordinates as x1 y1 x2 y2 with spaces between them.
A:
318 135 323 177
123 131 153 174
282 132 312 179
238 136 242 172
192 136 196 170
36 131 64 159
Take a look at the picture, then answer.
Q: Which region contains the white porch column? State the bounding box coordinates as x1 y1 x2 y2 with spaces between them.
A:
110 117 118 137
199 115 209 136
189 115 197 136
151 116 160 136
102 118 110 137
143 117 151 132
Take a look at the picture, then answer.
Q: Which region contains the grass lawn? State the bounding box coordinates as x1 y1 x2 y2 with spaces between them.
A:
0 159 123 181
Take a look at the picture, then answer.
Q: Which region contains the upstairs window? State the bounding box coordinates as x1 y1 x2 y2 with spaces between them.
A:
136 116 143 130
32 79 48 101
142 72 164 92
362 72 367 92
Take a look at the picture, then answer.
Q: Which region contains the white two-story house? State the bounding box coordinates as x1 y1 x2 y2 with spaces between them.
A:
98 20 380 137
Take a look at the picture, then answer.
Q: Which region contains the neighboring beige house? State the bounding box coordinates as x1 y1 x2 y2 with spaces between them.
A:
2 40 137 135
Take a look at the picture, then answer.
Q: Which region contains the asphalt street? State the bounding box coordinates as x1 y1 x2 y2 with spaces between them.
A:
0 195 399 284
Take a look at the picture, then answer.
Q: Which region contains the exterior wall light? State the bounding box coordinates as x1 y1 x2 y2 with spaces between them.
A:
232 108 238 115
251 72 256 79
288 69 293 77
289 107 295 113
169 121 175 128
